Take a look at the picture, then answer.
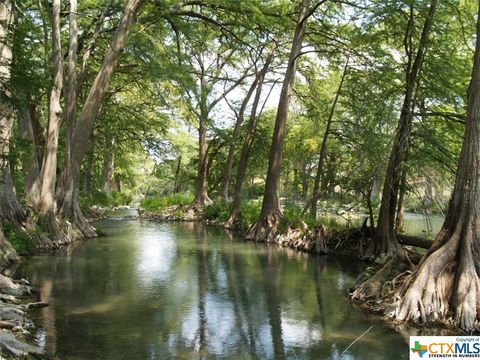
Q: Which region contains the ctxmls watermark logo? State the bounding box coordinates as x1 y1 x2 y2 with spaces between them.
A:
410 336 480 359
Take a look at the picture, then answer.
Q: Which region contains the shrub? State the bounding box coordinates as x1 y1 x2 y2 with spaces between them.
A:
2 222 36 255
81 190 132 208
239 200 261 227
203 201 230 222
279 203 305 232
140 193 194 211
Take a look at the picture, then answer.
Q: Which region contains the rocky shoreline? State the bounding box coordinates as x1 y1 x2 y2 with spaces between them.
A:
0 206 113 359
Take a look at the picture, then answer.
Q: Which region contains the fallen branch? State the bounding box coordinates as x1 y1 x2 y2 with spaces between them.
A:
397 234 432 249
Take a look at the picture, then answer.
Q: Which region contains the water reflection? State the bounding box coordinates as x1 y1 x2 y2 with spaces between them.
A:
14 217 408 359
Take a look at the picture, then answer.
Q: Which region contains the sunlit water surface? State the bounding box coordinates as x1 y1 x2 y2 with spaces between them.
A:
14 211 409 359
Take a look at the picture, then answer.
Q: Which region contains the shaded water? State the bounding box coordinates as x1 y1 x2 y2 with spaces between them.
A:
14 212 408 359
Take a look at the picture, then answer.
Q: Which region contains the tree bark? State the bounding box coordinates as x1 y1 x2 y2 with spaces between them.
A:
101 137 116 193
0 0 24 224
65 0 78 193
395 167 407 233
371 0 437 257
82 139 95 196
38 0 63 216
394 5 480 329
16 94 41 207
303 57 349 217
192 111 212 206
173 155 182 193
246 0 311 241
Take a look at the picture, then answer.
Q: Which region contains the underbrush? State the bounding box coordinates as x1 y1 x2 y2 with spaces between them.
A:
202 200 262 228
2 222 36 255
140 193 194 211
279 203 346 233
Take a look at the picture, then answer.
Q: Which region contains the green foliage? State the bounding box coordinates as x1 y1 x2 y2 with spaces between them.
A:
203 201 231 222
239 201 262 227
81 191 132 208
278 203 348 233
279 203 305 232
140 193 194 211
2 223 36 255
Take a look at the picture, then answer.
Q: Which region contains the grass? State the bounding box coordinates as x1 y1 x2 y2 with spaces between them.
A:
140 193 194 211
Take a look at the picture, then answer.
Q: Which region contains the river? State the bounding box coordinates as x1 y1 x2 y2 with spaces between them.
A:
13 211 408 359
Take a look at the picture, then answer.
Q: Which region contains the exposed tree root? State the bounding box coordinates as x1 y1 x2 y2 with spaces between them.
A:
73 202 97 238
245 211 282 242
351 255 407 301
224 211 240 230
37 212 69 248
351 217 480 331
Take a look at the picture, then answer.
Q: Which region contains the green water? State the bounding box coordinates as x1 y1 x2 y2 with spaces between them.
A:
14 212 408 359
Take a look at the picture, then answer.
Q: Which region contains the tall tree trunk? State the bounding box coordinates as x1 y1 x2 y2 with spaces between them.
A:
0 0 24 224
395 167 407 233
56 0 143 237
0 114 24 223
292 161 299 200
82 139 95 196
219 75 260 201
38 0 63 217
173 155 182 193
101 137 115 193
246 0 311 241
371 0 437 257
303 57 349 217
301 162 309 200
65 0 78 195
192 112 212 206
393 6 480 329
16 94 41 206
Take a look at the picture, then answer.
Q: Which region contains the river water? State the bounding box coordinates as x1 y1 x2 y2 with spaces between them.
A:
13 212 409 359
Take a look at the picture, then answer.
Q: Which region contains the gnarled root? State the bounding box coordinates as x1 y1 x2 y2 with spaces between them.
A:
394 220 480 330
73 202 97 238
38 212 69 248
351 256 402 301
245 210 282 243
224 211 239 230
